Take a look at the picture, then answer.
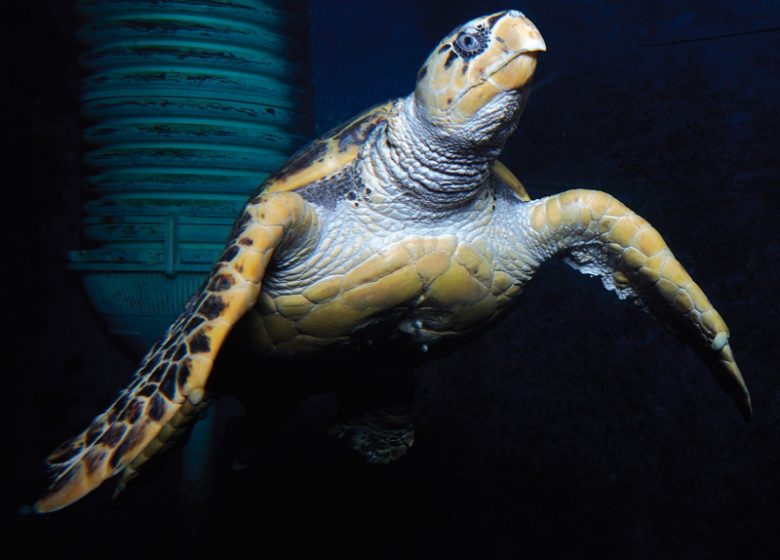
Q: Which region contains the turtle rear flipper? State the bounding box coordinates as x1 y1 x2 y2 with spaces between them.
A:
35 192 319 513
329 409 415 465
329 365 416 465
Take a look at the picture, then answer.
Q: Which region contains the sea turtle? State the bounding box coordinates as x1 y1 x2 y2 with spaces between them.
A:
35 10 751 513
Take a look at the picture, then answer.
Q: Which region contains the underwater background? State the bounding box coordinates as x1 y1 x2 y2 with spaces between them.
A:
3 0 780 558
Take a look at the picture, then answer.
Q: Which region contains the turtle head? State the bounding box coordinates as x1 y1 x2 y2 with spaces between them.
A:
414 10 546 147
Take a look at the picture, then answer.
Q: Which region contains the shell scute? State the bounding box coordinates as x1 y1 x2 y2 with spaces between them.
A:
261 100 396 194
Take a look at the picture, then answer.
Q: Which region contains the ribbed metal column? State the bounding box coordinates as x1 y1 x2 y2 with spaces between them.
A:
70 0 314 353
69 0 314 537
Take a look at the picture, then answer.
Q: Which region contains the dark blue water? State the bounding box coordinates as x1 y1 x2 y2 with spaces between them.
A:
3 1 779 558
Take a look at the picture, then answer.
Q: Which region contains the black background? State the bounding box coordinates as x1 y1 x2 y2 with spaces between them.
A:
3 1 780 558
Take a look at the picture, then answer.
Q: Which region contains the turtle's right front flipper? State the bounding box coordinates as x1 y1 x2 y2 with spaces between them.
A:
35 192 319 513
523 189 751 419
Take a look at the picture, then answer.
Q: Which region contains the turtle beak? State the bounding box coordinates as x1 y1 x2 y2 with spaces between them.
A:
501 11 547 54
488 13 546 92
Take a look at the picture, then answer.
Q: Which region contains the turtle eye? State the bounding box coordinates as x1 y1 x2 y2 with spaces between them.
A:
456 32 478 52
453 28 487 58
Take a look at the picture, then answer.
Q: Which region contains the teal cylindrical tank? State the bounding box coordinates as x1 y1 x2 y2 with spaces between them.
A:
69 0 314 354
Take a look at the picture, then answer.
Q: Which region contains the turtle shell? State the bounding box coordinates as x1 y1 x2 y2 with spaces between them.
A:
262 100 397 194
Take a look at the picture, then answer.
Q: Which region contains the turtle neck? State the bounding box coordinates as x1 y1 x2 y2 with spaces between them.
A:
362 96 499 213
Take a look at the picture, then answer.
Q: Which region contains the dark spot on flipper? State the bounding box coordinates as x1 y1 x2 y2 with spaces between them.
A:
137 384 157 397
496 36 506 45
100 424 127 448
138 359 155 377
184 316 205 334
146 339 162 356
173 344 187 361
147 394 166 422
108 451 120 470
417 65 428 81
462 61 469 74
148 363 167 383
236 211 252 228
238 237 253 246
173 343 187 361
85 422 105 446
444 50 457 69
159 364 179 400
220 245 240 263
336 113 377 153
183 294 206 316
84 449 105 475
47 441 83 465
346 191 357 201
199 295 226 320
177 360 192 391
438 43 451 54
142 352 161 373
108 393 131 422
127 376 144 392
208 273 235 292
120 399 144 424
110 426 143 469
188 331 211 354
170 314 187 330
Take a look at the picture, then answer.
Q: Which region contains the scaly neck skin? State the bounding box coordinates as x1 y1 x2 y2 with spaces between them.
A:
360 96 503 216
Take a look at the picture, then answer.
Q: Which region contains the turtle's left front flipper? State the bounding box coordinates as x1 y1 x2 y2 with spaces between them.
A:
35 192 319 512
525 189 751 419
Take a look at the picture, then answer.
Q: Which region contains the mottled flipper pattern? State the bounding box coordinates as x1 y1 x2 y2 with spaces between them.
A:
36 192 319 512
329 409 415 465
527 189 751 418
